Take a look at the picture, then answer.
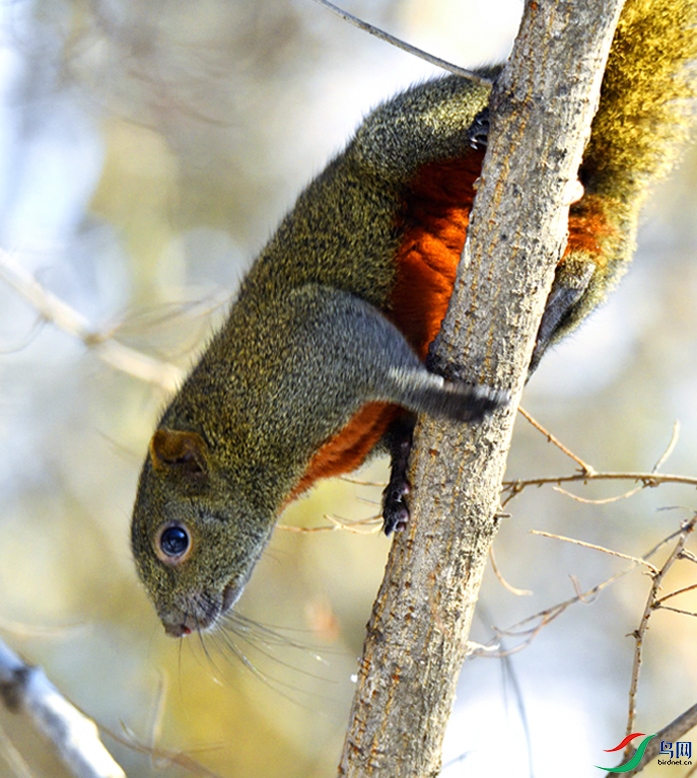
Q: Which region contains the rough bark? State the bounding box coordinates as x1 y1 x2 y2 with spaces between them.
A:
338 0 626 775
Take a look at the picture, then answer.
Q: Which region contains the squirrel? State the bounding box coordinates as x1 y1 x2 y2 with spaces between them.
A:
130 0 696 638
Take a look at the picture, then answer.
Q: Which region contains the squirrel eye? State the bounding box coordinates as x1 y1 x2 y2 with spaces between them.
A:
155 522 192 564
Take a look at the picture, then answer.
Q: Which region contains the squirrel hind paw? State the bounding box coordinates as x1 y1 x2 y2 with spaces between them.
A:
382 495 409 536
382 417 413 535
382 466 411 536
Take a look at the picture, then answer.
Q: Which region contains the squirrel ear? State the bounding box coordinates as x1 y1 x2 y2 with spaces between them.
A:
149 429 209 477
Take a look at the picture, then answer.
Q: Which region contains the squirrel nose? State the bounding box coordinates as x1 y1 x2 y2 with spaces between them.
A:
164 622 192 638
160 599 222 637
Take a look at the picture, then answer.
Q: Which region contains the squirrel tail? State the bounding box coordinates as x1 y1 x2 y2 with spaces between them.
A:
531 0 697 366
583 0 697 201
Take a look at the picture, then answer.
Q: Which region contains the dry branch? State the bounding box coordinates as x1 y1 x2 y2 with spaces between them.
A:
477 517 696 657
503 470 697 507
531 530 659 573
625 515 697 739
0 249 183 392
310 0 491 83
0 637 125 778
503 416 694 506
338 0 625 775
518 406 596 474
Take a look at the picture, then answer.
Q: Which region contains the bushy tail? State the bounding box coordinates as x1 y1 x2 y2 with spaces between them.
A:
582 0 697 201
539 0 697 356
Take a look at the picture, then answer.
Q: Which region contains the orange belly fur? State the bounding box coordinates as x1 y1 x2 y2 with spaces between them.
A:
294 154 612 497
566 194 614 263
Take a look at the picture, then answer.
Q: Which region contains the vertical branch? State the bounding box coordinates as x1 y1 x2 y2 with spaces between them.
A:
339 1 625 776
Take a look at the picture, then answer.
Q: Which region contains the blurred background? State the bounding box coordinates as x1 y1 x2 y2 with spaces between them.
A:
0 0 695 776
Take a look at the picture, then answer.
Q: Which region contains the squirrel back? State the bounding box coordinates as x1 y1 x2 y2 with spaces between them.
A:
131 0 697 637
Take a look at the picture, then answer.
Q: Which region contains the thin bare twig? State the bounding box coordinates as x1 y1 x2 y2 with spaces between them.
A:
105 722 224 778
0 637 125 778
654 582 697 606
655 605 697 617
473 569 628 658
278 513 381 534
531 530 659 573
0 250 183 392
518 406 595 474
553 482 643 504
506 417 686 506
626 515 697 740
478 523 690 658
489 547 533 596
652 420 681 473
311 0 493 84
502 470 697 507
582 422 681 506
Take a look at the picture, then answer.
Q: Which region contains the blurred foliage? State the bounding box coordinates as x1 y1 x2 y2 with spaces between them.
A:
0 0 695 776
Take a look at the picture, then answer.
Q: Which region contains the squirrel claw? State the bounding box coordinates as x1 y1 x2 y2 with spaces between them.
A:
382 497 409 535
382 418 415 535
382 478 410 534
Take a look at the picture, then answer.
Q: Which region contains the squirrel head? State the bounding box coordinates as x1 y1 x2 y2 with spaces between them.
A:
130 428 272 637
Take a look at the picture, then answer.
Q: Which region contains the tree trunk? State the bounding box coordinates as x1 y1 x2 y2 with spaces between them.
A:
338 0 626 775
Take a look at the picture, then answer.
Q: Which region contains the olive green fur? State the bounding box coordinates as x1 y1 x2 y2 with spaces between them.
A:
131 72 502 632
131 0 696 635
235 68 497 313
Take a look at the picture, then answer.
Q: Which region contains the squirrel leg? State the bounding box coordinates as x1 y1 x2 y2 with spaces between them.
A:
381 414 416 535
267 285 507 520
281 284 508 425
529 259 595 372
